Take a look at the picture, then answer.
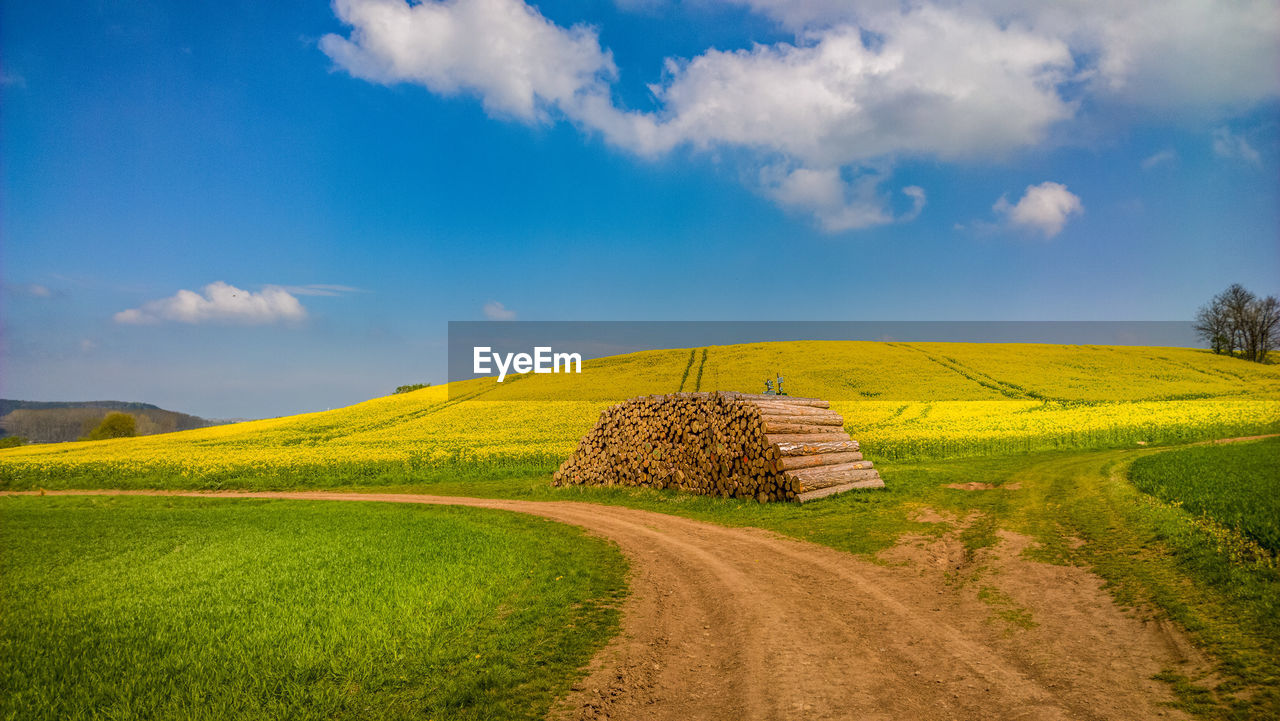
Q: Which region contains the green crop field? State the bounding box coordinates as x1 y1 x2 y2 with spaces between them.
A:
0 495 626 721
1130 437 1280 553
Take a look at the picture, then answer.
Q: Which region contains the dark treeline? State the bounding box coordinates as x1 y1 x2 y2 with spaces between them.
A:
0 399 163 417
0 403 213 443
1194 284 1280 363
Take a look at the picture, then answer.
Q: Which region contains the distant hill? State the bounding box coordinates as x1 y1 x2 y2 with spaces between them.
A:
0 400 216 443
0 400 164 416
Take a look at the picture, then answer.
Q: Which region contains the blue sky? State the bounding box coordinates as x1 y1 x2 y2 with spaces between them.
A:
2 0 1278 418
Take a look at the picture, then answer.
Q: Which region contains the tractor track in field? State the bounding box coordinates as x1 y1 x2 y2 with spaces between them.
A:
9 488 1205 721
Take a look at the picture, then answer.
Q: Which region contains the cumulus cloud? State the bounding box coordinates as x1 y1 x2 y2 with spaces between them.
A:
1140 149 1177 170
649 11 1073 165
1212 128 1262 165
721 0 1280 111
320 0 618 121
114 282 308 325
321 0 1277 231
994 182 1083 238
483 300 517 320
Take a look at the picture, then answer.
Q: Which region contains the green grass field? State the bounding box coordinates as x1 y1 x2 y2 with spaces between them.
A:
1130 437 1280 553
0 496 626 721
7 447 1276 718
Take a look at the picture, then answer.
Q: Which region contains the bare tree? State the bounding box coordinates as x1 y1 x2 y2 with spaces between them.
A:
1194 297 1231 354
1220 284 1257 359
1195 284 1278 363
1252 295 1280 364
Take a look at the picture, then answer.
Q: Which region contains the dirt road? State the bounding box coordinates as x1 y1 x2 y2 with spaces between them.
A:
16 490 1201 720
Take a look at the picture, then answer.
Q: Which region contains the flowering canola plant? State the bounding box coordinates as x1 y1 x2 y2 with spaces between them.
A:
2 342 1277 488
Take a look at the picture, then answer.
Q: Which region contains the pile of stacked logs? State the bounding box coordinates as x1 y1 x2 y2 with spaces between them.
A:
552 392 883 503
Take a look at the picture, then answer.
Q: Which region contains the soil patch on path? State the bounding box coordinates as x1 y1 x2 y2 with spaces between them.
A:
945 482 1024 491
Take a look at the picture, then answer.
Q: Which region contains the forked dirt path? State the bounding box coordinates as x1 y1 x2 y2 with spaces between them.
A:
12 489 1201 721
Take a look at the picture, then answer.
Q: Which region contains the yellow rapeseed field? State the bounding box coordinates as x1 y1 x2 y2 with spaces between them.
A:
2 342 1277 488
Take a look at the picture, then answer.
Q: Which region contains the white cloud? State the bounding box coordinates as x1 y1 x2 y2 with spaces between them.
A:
320 0 617 121
321 0 667 155
276 284 364 296
323 0 1278 231
1035 0 1280 111
114 282 308 325
761 166 925 231
0 71 25 88
993 182 1083 238
1140 149 1177 170
483 300 517 320
649 10 1073 165
723 0 1280 111
79 339 98 353
1212 127 1262 165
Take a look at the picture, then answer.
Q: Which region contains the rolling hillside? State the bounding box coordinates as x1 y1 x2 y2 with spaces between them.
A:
1 341 1277 489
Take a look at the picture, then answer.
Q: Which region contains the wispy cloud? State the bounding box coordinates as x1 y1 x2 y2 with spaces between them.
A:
1212 127 1261 165
760 166 926 232
275 284 365 296
1140 149 1177 170
114 282 308 325
993 182 1083 238
4 282 53 298
483 301 517 320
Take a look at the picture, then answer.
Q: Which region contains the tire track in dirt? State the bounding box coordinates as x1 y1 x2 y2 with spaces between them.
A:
9 489 1199 721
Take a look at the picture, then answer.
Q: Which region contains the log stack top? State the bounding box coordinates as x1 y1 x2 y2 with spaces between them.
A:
554 391 883 503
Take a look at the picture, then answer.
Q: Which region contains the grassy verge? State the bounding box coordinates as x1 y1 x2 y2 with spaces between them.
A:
0 453 563 492
1130 436 1280 553
0 495 626 721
